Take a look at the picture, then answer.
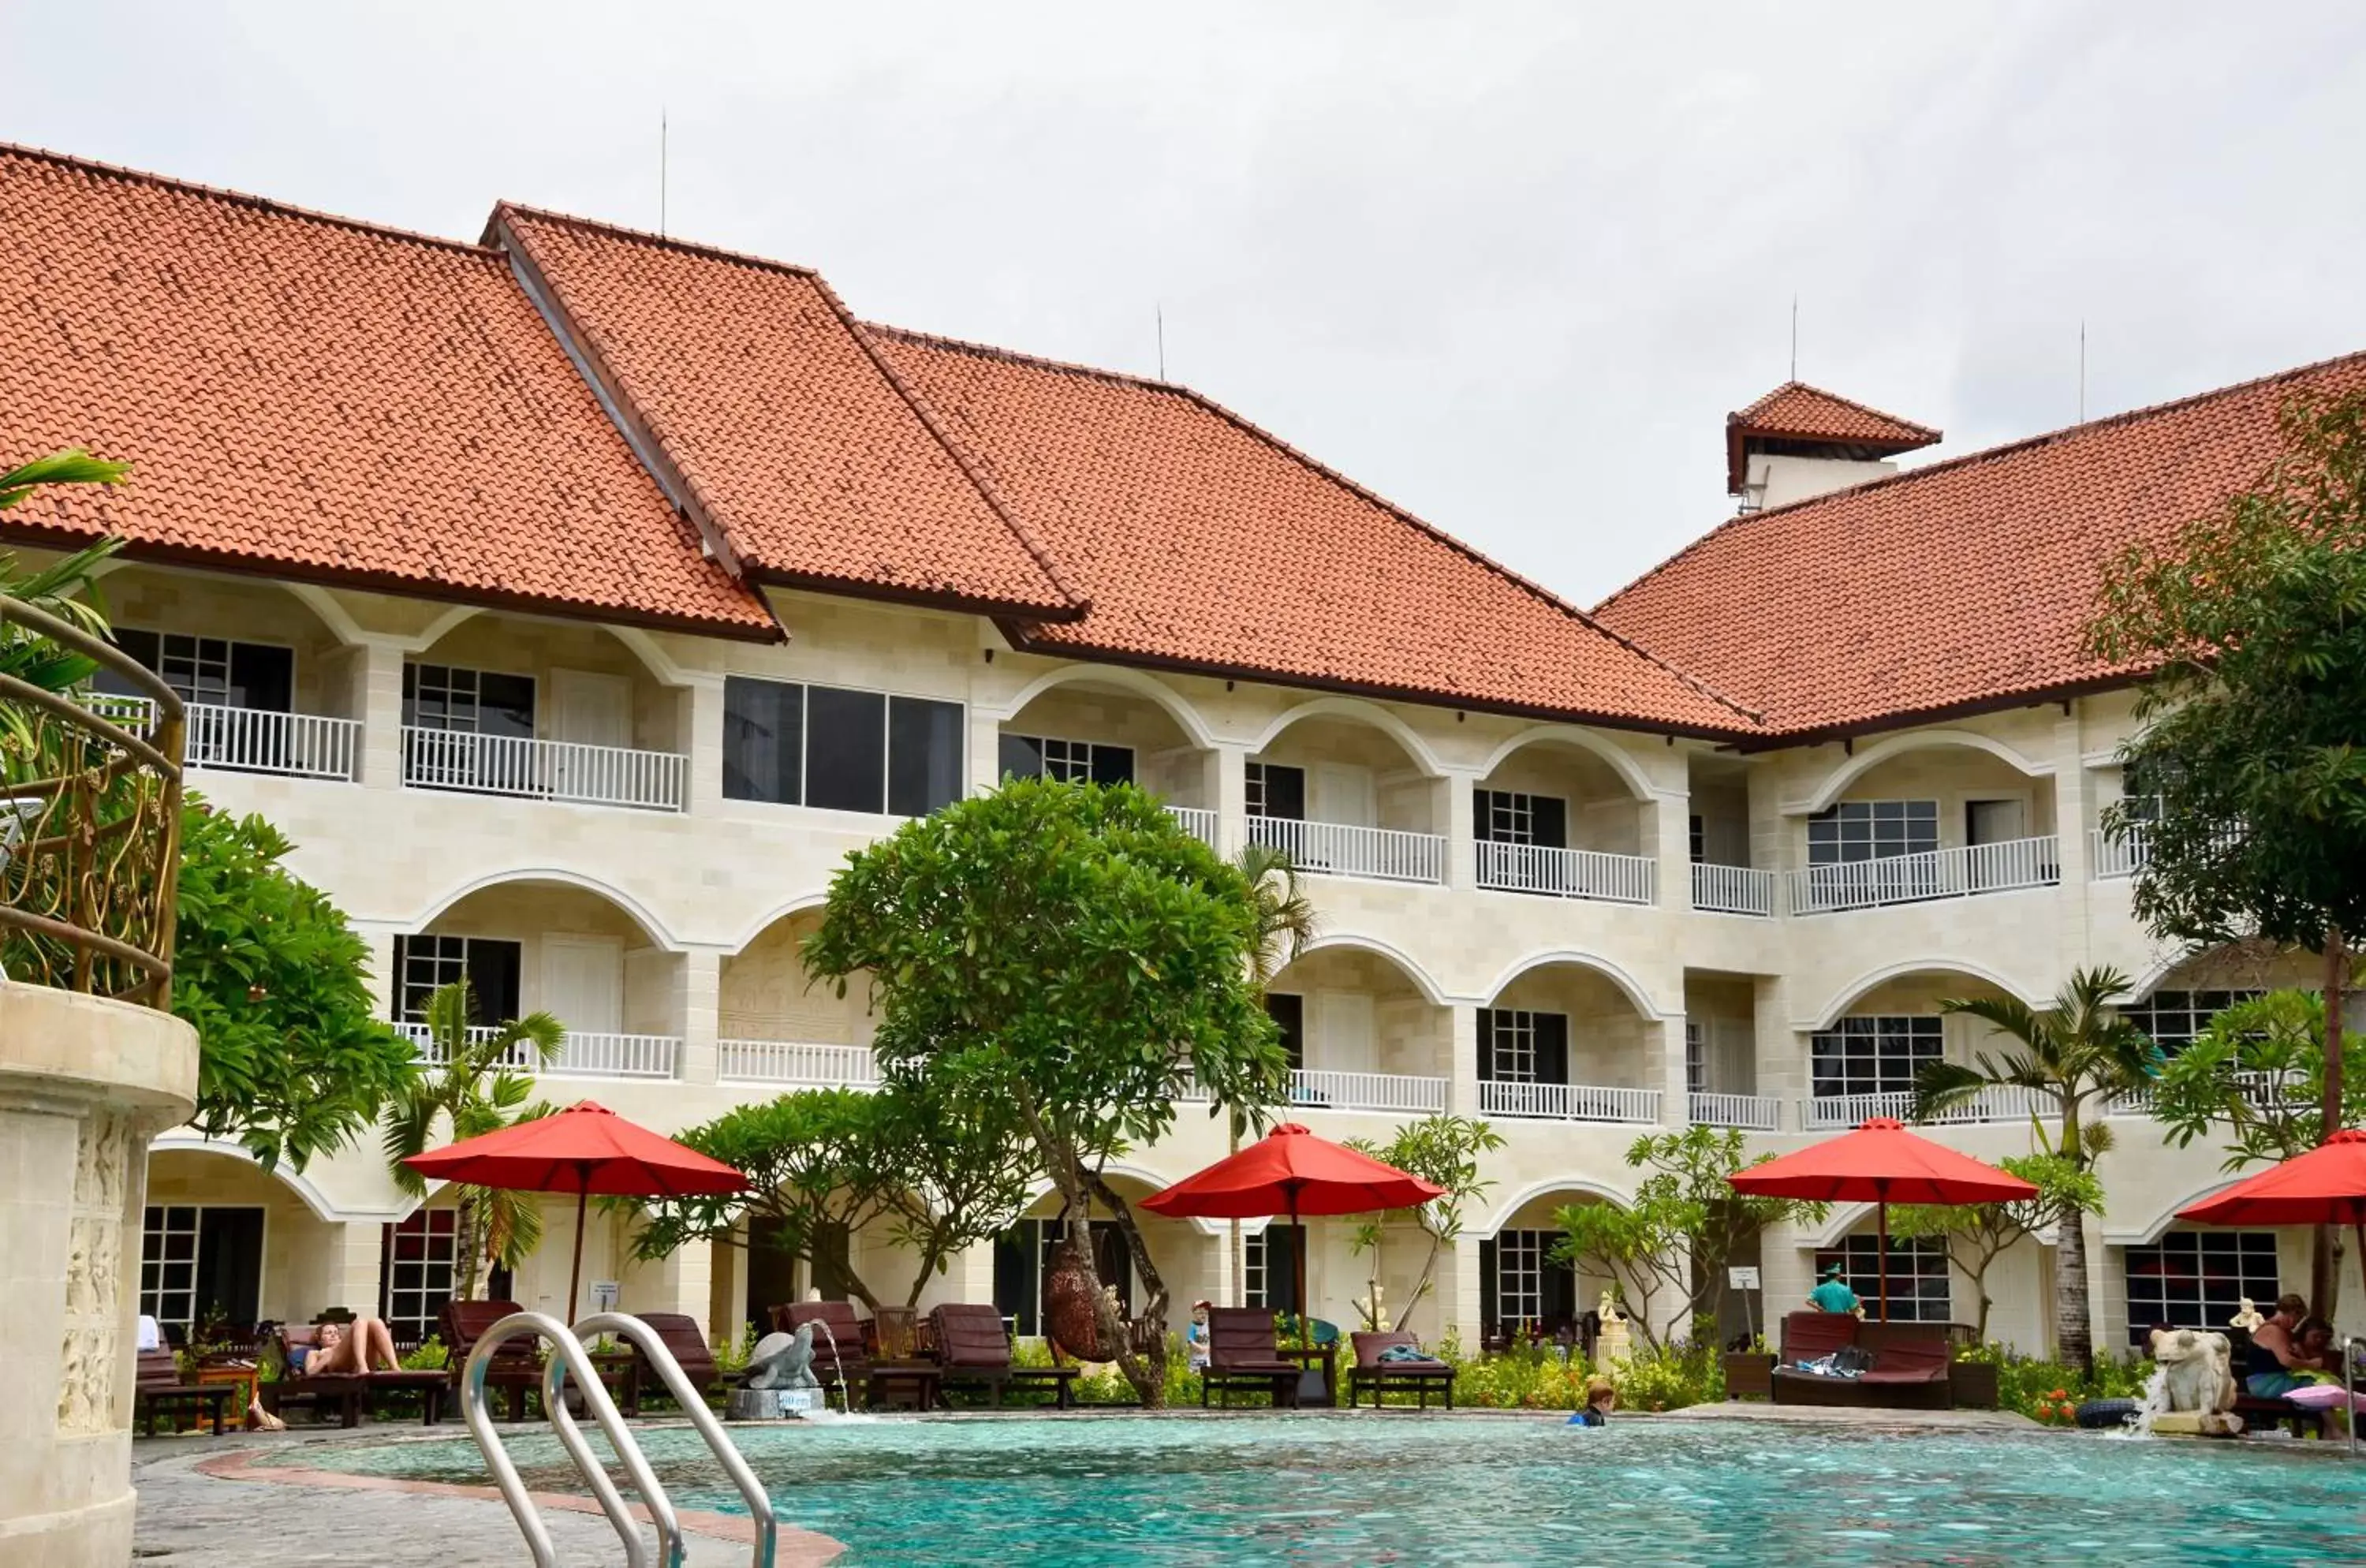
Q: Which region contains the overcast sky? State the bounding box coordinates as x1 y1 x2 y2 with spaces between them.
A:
9 4 2364 603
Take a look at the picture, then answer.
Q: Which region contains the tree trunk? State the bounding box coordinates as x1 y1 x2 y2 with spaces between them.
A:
2055 1206 2092 1373
1085 1170 1170 1406
454 1193 482 1301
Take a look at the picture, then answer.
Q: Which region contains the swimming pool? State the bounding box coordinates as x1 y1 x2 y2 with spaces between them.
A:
317 1413 2366 1566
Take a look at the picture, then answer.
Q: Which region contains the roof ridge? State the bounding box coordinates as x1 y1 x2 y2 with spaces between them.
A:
874 316 1766 728
0 139 497 259
1602 343 2366 622
487 201 826 281
1732 379 1939 440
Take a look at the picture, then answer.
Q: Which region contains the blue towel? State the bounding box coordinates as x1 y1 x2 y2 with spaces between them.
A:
1377 1344 1439 1364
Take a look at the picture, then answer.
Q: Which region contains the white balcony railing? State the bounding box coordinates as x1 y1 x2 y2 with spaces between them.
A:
1286 1069 1448 1115
1246 816 1446 885
402 726 689 812
716 1039 883 1088
185 702 362 781
2091 824 2148 879
1476 842 1655 905
1689 861 1776 917
1804 1085 2058 1130
399 1022 681 1080
1478 1081 1662 1124
1786 834 2061 915
1166 805 1220 849
1689 1092 1782 1131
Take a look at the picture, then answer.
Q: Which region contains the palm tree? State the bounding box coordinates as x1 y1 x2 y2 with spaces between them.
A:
1226 842 1319 1303
382 980 565 1301
1910 966 2161 1371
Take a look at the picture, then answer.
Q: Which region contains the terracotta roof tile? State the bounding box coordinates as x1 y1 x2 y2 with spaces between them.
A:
1726 382 1939 494
492 209 1084 620
868 327 1760 734
1603 351 2366 738
0 144 773 637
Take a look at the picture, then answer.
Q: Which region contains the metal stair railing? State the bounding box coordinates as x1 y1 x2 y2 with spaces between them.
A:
573 1311 780 1568
460 1310 680 1568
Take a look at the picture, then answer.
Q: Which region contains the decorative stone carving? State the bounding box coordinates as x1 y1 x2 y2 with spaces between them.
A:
2150 1327 2238 1415
56 1111 130 1435
742 1324 820 1390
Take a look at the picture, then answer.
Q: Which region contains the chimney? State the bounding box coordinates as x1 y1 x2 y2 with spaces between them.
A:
1726 383 1939 513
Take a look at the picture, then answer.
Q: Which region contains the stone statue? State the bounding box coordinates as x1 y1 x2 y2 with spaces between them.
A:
1595 1288 1633 1369
2140 1327 2241 1436
2228 1297 2265 1333
741 1323 820 1391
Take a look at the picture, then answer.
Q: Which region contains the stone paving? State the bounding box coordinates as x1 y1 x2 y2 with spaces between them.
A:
130 1428 817 1566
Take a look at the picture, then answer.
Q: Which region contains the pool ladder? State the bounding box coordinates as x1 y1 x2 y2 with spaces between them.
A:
461 1310 779 1568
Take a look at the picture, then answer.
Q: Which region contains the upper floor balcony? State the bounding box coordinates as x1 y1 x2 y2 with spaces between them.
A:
1246 709 1448 885
1781 737 2061 914
1472 730 1657 905
1786 834 2061 915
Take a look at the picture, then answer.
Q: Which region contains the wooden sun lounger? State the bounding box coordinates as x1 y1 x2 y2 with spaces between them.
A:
781 1300 875 1403
1770 1312 1954 1410
1348 1331 1456 1409
625 1312 726 1415
931 1303 1080 1409
134 1349 233 1436
259 1324 446 1428
1202 1308 1302 1409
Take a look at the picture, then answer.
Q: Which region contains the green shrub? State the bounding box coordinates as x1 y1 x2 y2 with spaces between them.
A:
401 1335 450 1372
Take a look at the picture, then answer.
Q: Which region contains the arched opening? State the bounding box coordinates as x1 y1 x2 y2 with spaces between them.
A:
1267 943 1453 1113
1474 731 1655 904
998 674 1217 845
140 1148 353 1343
1004 1170 1208 1341
91 564 368 780
1792 736 2058 913
2109 1221 2297 1360
1480 960 1661 1125
1482 1189 1623 1353
1804 965 2019 1129
2124 942 2316 1056
405 612 691 812
395 875 685 1079
718 905 879 1088
1250 705 1446 885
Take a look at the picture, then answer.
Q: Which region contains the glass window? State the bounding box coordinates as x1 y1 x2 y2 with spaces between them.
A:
1808 800 1939 865
1815 1235 1951 1323
111 630 293 713
1477 1009 1569 1085
804 687 886 812
2123 990 2263 1055
888 696 965 816
1689 814 1705 864
384 1210 459 1345
1685 1021 1704 1095
1809 1016 1942 1099
393 935 521 1025
140 1204 200 1333
997 732 1132 788
1245 1223 1303 1312
403 663 535 737
2124 1231 2279 1346
724 676 804 805
1246 762 1305 822
1473 789 1569 849
1267 993 1304 1070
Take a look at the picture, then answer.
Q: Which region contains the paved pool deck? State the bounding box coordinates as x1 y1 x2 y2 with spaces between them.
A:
129 1401 2051 1563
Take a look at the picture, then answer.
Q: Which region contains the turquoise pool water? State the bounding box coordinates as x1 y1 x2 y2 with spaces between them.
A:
320 1413 2366 1565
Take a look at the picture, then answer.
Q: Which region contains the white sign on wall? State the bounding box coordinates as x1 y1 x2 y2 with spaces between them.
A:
1727 1266 1762 1291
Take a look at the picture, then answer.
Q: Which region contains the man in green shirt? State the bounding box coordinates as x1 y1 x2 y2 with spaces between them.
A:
1807 1263 1860 1314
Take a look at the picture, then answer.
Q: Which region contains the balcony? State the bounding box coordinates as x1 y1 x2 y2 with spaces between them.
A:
1478 1081 1661 1124
1286 1068 1448 1115
1166 805 1220 849
401 727 688 812
1785 834 2060 915
399 1021 681 1080
717 1039 883 1088
1689 1092 1782 1131
79 695 361 782
1476 842 1654 905
1246 816 1445 885
2091 824 2148 879
1689 862 1775 917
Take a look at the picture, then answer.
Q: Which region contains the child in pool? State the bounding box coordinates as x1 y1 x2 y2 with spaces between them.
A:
1569 1376 1617 1427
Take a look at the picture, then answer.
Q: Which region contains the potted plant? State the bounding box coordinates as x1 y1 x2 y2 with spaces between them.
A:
1950 1343 2001 1409
1722 1335 1776 1401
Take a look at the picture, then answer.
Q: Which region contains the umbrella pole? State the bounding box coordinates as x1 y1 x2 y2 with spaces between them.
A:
1293 1186 1311 1354
566 1181 588 1327
1876 1197 1890 1324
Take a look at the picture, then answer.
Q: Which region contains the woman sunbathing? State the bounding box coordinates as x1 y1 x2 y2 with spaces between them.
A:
301 1316 403 1376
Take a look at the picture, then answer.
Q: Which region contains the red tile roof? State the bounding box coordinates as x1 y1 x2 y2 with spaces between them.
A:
1726 382 1939 494
868 327 1760 734
0 144 774 637
1602 350 2366 740
491 208 1085 620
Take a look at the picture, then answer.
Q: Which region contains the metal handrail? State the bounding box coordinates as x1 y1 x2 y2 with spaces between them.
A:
460 1310 679 1568
575 1311 779 1568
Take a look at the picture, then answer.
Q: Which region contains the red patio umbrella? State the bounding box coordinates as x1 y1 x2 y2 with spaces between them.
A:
1140 1122 1443 1350
405 1100 745 1323
2179 1129 2366 1283
1726 1117 2038 1321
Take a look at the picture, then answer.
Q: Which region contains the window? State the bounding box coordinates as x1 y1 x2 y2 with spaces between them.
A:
2124 1231 2279 1346
1480 1230 1577 1332
112 629 294 714
392 935 521 1025
403 663 535 737
1245 1223 1303 1312
2123 990 2263 1055
722 676 964 816
1246 761 1305 821
1476 1009 1569 1085
1815 1235 1950 1323
1472 789 1568 849
1808 800 1939 865
140 1204 200 1333
1689 814 1705 864
383 1210 458 1345
1267 993 1305 1071
1809 1015 1942 1099
1685 1021 1704 1095
998 734 1135 786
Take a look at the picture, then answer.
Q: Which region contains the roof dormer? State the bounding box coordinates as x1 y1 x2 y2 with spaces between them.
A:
1726 383 1939 512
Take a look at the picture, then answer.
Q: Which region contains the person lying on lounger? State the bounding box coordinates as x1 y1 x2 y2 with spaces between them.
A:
301 1316 404 1376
